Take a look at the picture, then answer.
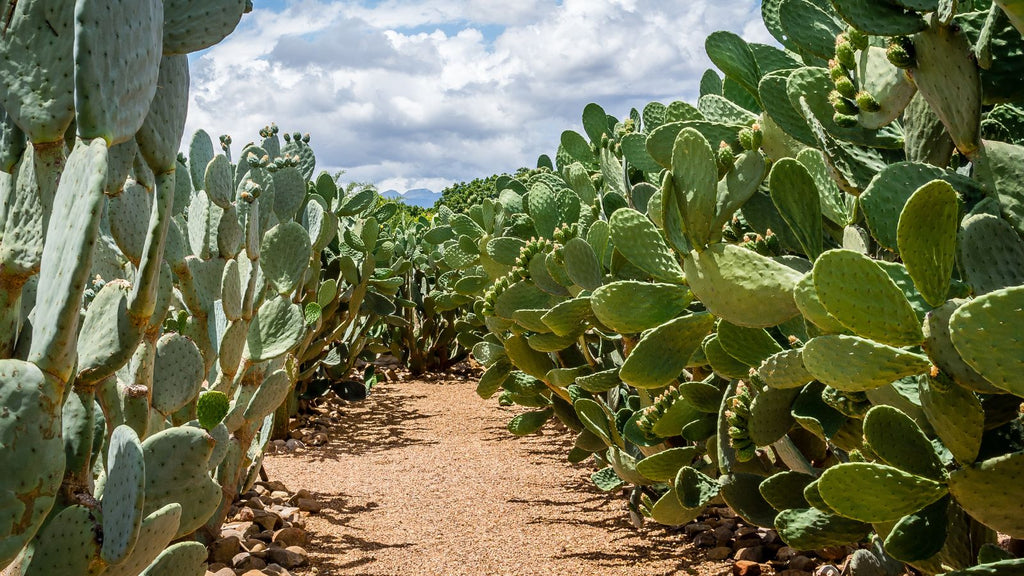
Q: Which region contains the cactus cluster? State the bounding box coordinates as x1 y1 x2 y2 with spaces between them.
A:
5 0 1024 573
419 1 1024 573
0 2 423 572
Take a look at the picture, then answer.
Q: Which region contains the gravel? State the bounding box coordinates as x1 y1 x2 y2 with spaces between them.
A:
263 369 732 575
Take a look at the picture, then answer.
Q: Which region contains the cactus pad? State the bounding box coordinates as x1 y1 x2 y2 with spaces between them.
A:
261 222 312 295
948 286 1024 396
818 462 948 522
101 426 146 565
896 180 958 307
667 128 718 249
775 507 872 549
813 249 923 346
142 427 221 538
958 213 1024 296
918 375 984 465
74 0 164 145
590 281 691 333
244 296 304 362
863 405 945 480
635 447 698 482
161 0 246 55
608 208 685 283
757 349 814 389
948 451 1024 538
803 335 930 391
139 541 208 576
619 313 715 389
684 243 803 328
769 158 824 259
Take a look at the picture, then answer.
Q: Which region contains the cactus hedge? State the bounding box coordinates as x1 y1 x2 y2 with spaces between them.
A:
418 0 1024 574
3 0 1024 574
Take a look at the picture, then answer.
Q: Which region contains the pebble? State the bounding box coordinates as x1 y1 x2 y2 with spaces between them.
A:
207 481 318 576
789 555 816 572
708 547 733 561
734 546 765 563
685 523 711 536
693 531 718 548
732 560 761 576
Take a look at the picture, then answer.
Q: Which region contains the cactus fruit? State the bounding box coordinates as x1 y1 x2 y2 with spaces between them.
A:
887 36 916 69
197 391 230 430
855 91 882 113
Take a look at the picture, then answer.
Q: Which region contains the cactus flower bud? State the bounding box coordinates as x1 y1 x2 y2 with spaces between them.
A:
855 90 881 113
835 34 857 69
847 27 869 51
829 91 858 115
887 36 915 69
833 112 859 128
834 75 857 99
197 391 230 430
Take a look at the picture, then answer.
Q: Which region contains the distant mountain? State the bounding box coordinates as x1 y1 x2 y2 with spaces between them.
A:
381 187 439 208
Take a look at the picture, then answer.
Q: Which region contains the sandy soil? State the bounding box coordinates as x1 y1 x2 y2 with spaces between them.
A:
264 369 729 576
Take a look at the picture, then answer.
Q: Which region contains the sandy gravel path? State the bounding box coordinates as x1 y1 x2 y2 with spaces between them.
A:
264 370 726 576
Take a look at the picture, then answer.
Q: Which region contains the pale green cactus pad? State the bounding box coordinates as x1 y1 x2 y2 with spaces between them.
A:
948 286 1024 396
948 451 1024 538
818 462 948 523
802 335 930 391
684 243 803 328
590 281 691 333
812 249 924 346
619 313 715 389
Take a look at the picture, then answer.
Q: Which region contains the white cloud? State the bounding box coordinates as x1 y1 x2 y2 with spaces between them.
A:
185 0 770 193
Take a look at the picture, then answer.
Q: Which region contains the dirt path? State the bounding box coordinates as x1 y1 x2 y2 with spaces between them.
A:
264 369 728 576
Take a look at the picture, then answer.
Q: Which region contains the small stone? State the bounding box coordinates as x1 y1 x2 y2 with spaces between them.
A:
693 531 718 548
733 560 761 576
285 439 305 452
296 498 321 513
240 571 266 576
816 546 848 561
265 546 307 568
685 523 711 536
718 507 738 519
235 508 255 522
734 546 765 563
249 542 267 555
714 525 734 546
733 534 763 550
775 546 798 562
277 506 301 523
259 480 289 492
736 526 758 537
263 565 293 576
775 571 812 576
273 526 308 548
210 568 234 576
708 547 733 561
208 535 242 565
232 552 266 571
789 555 816 572
291 489 313 501
270 490 290 502
251 509 282 531
815 566 840 576
247 497 265 510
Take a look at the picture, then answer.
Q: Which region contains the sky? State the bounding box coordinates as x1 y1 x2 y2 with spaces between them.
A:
184 0 772 194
